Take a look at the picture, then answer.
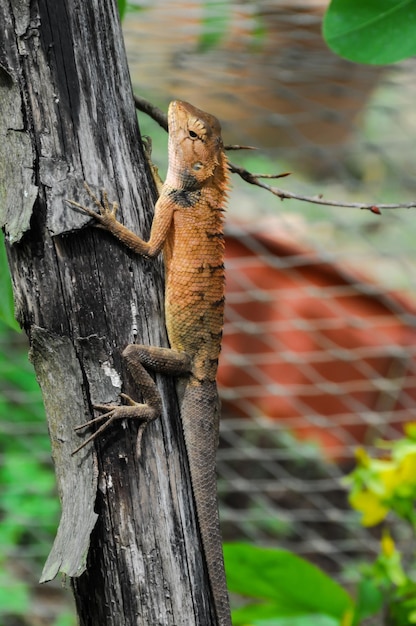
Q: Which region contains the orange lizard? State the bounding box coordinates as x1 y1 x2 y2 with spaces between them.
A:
68 101 232 625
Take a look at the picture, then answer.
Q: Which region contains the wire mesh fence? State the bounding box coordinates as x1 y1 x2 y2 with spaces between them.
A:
2 1 416 624
218 220 416 578
124 0 416 593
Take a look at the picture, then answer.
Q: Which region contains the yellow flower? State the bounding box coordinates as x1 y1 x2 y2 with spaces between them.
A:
381 529 395 557
403 422 416 439
355 447 370 467
378 463 401 496
397 453 416 485
349 490 389 526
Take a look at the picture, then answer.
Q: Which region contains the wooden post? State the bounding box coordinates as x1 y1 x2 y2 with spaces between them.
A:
0 1 216 623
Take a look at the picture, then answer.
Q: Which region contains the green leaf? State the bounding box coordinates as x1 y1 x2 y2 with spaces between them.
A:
323 0 416 65
353 578 383 624
224 543 353 619
232 601 340 625
257 617 338 626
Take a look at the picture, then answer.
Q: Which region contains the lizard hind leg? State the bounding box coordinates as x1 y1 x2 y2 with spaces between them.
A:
72 344 191 457
122 344 192 457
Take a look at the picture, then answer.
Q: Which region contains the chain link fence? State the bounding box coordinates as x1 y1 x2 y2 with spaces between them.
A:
3 1 416 623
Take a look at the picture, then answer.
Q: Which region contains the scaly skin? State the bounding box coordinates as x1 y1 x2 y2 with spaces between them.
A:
69 101 231 625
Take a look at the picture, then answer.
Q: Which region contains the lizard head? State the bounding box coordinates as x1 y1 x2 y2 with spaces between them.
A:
166 100 228 190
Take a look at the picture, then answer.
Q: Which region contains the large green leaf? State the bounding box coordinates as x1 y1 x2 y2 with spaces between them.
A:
323 0 416 65
232 601 340 626
253 617 338 626
224 543 353 620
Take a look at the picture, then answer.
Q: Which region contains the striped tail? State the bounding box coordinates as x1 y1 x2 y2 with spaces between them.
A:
181 380 232 626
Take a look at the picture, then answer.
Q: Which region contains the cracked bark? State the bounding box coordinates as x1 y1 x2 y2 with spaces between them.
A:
0 0 216 624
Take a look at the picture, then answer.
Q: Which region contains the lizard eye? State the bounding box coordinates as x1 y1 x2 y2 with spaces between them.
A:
192 162 203 171
188 116 207 140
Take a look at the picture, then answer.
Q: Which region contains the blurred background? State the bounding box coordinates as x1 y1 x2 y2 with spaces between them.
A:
2 1 416 623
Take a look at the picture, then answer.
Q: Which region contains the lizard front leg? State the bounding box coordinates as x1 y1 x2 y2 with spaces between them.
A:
73 344 191 456
67 182 173 258
67 186 181 456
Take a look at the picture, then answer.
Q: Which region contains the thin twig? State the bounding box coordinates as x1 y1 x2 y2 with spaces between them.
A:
134 95 168 131
229 164 416 212
224 145 258 151
134 95 416 213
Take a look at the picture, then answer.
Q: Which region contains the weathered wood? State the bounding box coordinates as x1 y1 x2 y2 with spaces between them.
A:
0 0 216 624
30 326 99 580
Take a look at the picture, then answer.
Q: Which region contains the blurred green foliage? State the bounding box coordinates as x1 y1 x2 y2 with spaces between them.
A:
0 313 67 622
346 426 416 528
345 427 416 624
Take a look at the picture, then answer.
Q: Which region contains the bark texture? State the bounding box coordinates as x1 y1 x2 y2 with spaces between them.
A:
0 1 216 623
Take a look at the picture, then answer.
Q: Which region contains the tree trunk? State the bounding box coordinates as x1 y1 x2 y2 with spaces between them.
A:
0 1 216 624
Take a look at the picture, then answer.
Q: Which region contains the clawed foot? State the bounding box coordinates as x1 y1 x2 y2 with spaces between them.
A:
142 135 153 161
142 136 163 194
66 182 119 229
72 393 156 457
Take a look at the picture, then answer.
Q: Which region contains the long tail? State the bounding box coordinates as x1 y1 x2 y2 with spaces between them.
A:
181 381 232 626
